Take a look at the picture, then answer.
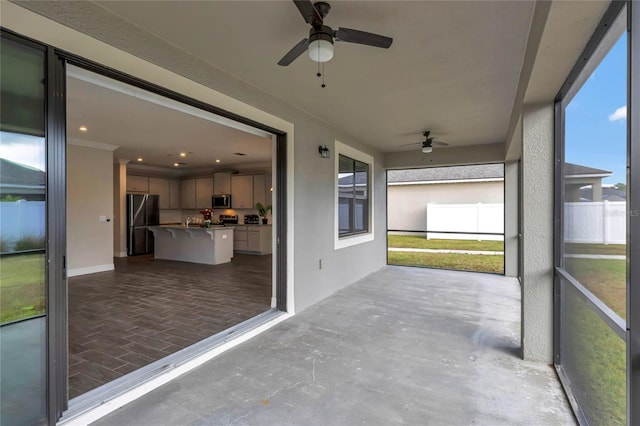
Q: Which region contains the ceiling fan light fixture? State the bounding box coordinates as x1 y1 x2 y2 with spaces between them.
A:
308 31 334 62
422 143 433 154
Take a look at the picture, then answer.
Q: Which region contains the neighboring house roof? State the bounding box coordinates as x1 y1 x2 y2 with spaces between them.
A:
565 162 612 178
387 164 504 184
339 173 368 186
0 158 45 186
580 186 627 201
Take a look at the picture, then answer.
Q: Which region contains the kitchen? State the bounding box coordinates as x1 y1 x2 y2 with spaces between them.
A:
125 170 273 264
65 65 279 399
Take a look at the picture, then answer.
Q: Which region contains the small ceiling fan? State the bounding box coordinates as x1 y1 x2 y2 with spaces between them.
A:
277 0 393 66
401 131 448 153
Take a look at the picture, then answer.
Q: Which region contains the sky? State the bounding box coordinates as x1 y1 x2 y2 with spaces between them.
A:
565 32 627 185
0 132 45 171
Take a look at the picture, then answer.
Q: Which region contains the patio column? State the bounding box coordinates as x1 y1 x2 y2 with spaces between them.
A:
504 161 519 278
521 103 554 363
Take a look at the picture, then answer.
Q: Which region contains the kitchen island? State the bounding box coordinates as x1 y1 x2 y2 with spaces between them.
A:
149 225 234 265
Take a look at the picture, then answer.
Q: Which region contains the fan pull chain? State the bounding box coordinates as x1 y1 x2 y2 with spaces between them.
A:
321 63 326 88
317 59 321 78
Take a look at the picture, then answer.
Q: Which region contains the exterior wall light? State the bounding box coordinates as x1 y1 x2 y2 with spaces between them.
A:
319 145 330 158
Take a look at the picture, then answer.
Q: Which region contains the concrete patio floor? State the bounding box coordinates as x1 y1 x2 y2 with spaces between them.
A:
93 266 576 426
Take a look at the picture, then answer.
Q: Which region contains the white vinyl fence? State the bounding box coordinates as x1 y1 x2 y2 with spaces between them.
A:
426 203 504 241
0 201 45 251
564 201 625 244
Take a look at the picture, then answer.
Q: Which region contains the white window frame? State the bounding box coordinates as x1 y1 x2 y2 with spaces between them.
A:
334 140 374 249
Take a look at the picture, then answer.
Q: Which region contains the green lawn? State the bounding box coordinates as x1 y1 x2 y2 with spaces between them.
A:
388 251 504 274
0 252 46 324
564 257 626 318
388 236 504 251
565 243 626 256
565 294 626 425
561 257 626 424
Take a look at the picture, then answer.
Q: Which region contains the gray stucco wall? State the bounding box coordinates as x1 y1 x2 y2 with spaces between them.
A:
504 161 519 278
521 104 554 363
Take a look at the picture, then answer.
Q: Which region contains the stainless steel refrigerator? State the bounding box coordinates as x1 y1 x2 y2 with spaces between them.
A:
127 194 160 256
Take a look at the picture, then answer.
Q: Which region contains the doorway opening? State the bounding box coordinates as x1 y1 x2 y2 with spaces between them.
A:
65 65 281 399
386 164 505 274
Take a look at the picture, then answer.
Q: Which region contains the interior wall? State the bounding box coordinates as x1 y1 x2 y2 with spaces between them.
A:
67 144 114 276
388 180 504 231
2 3 387 314
113 160 128 257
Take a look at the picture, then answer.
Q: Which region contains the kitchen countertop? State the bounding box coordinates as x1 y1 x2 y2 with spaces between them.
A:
157 224 234 230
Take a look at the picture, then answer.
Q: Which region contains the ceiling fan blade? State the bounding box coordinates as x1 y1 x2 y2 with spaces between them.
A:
334 27 393 48
293 0 323 25
433 141 449 147
278 38 309 66
399 142 420 147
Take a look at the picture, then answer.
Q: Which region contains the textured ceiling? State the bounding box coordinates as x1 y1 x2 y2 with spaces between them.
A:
11 0 610 156
90 0 534 151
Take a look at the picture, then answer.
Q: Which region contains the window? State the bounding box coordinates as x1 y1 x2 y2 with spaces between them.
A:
338 154 369 236
334 141 374 249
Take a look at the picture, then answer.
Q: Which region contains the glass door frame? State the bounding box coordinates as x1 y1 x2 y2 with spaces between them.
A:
0 28 69 425
628 0 640 422
56 52 289 421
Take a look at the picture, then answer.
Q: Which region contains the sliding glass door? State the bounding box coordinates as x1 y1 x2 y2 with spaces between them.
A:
0 33 48 426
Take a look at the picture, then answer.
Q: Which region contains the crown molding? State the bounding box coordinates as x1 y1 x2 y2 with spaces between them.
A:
68 138 119 151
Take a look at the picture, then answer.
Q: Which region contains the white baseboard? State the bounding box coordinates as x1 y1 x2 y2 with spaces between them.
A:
68 263 114 277
114 251 128 258
271 297 277 308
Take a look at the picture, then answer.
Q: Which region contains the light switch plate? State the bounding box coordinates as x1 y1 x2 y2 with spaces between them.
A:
99 215 107 222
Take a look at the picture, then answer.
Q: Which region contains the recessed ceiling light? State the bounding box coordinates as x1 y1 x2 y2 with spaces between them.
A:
137 158 143 162
173 162 180 167
79 126 88 132
180 152 186 157
215 159 221 163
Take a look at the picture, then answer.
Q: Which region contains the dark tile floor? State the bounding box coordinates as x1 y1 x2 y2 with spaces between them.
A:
68 254 272 398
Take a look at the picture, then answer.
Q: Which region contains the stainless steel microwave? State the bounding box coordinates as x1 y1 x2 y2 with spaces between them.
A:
212 194 231 208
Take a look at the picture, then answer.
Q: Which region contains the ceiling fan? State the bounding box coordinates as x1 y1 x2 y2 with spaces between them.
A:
277 0 393 67
401 131 449 153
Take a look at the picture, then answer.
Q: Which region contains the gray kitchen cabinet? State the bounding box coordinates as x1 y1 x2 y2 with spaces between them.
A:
231 175 253 209
247 226 272 254
231 173 269 210
253 174 266 207
168 179 180 209
234 225 271 255
213 172 231 194
180 178 196 209
195 177 214 209
233 225 248 251
126 175 149 193
149 177 170 209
